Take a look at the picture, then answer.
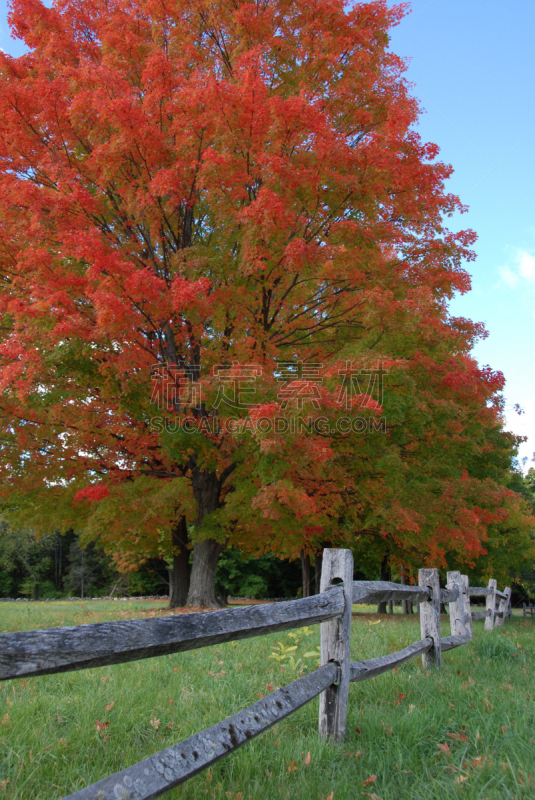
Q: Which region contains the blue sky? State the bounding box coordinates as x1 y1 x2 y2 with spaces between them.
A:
1 0 534 467
389 0 535 468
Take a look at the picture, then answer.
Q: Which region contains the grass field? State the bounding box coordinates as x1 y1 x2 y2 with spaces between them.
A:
0 600 534 800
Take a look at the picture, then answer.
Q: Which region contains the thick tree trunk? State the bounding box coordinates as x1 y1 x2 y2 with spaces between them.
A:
169 515 190 608
187 539 225 607
300 551 312 598
377 553 390 614
186 466 228 607
33 583 39 602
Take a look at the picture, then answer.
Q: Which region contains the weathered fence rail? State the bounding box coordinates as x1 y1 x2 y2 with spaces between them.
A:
0 550 511 800
0 589 344 680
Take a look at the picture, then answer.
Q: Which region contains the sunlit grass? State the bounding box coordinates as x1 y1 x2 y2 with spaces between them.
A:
0 601 533 799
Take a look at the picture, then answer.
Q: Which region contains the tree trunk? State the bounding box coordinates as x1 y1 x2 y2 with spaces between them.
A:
315 551 323 595
187 539 225 607
401 566 408 615
377 553 390 614
33 583 39 602
169 515 191 608
300 551 311 598
186 466 228 607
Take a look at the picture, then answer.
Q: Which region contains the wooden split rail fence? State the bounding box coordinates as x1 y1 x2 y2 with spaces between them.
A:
0 550 512 800
523 601 535 618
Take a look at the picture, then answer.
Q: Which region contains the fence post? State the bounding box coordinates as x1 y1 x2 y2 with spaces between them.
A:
461 575 473 638
318 548 353 740
496 587 511 627
485 578 497 631
523 602 526 618
446 571 468 637
418 568 441 669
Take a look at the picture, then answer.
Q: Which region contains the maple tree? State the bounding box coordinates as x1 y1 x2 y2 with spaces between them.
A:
0 0 529 605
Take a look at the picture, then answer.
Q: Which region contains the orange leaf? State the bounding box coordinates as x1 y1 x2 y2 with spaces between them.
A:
437 743 450 753
362 775 378 786
304 751 311 765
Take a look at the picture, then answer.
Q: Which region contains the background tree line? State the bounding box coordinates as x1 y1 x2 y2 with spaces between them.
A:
2 463 534 604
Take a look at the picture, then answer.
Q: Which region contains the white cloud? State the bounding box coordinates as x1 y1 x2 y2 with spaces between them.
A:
498 247 535 289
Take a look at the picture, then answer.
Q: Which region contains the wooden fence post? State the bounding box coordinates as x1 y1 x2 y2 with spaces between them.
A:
318 548 353 740
461 575 473 638
418 568 441 669
446 571 468 637
496 587 511 627
485 579 497 631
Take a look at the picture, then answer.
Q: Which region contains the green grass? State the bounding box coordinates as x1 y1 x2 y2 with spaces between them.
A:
1 600 534 800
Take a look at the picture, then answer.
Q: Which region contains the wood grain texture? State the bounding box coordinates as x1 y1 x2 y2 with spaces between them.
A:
62 663 339 800
0 590 344 681
462 575 474 638
418 568 441 669
485 579 497 631
495 587 511 627
352 581 430 606
446 572 469 637
319 549 353 740
439 634 471 651
349 638 433 682
440 587 460 604
495 590 506 600
468 587 492 597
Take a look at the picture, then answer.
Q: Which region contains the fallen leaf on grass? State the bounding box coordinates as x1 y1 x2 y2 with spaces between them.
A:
446 731 469 743
286 760 297 773
437 743 450 754
362 775 377 786
322 793 334 800
105 702 114 712
95 720 109 734
1 779 10 791
363 794 383 800
455 775 468 784
500 725 506 735
304 752 311 765
484 698 492 711
408 704 415 714
355 727 362 734
149 717 160 730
